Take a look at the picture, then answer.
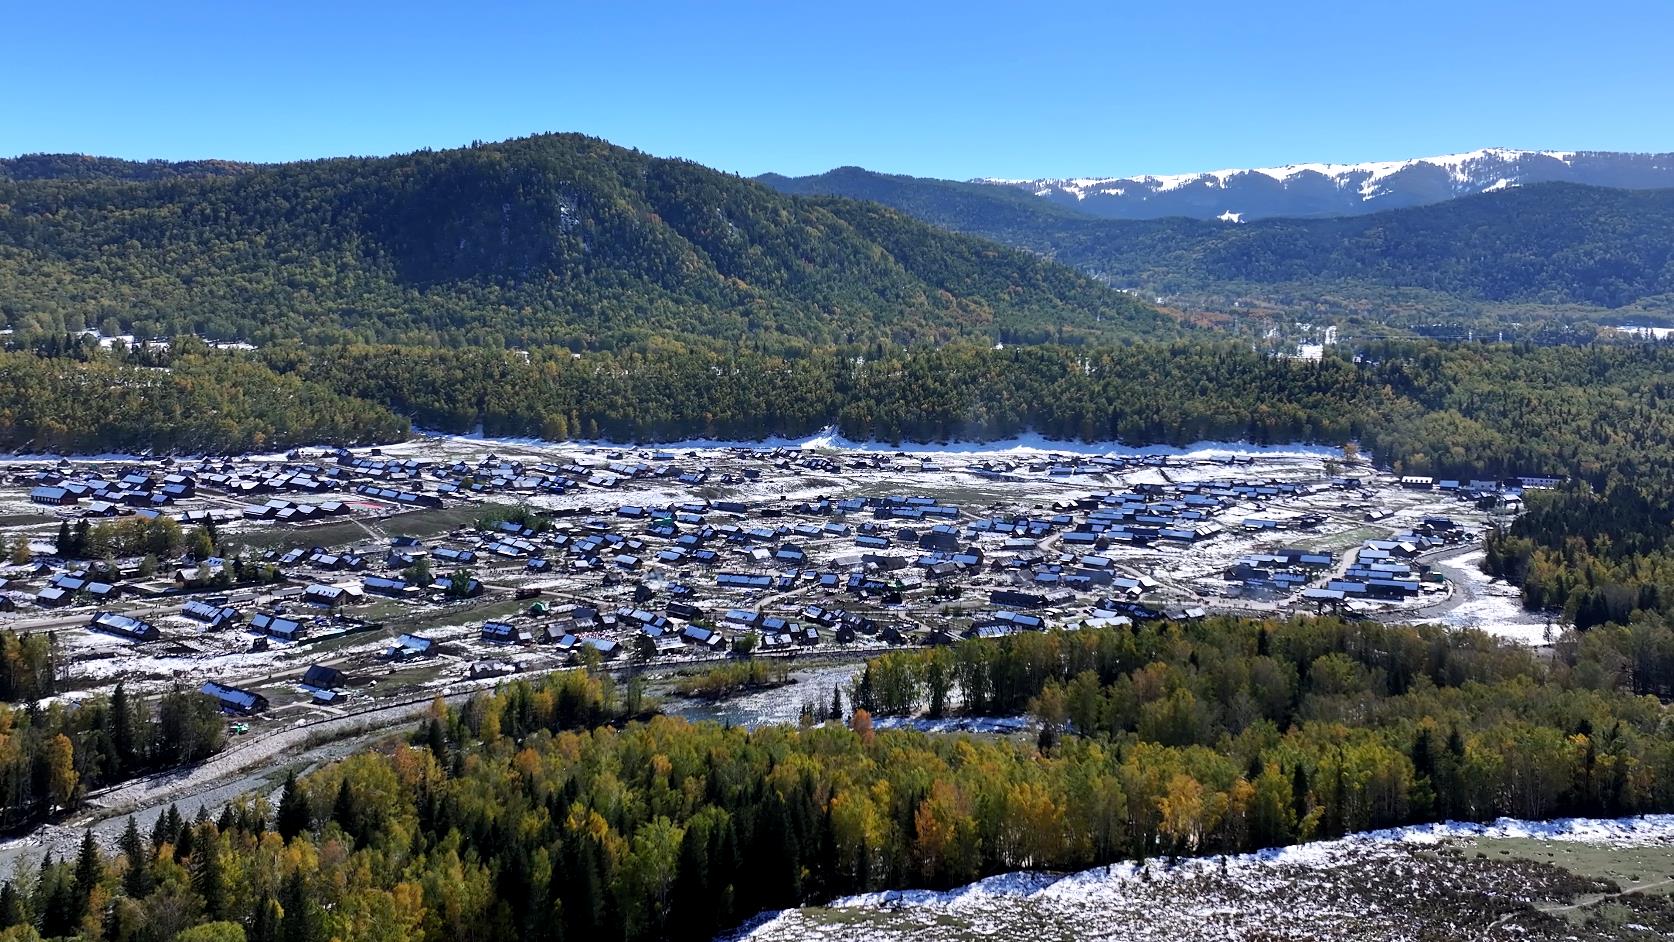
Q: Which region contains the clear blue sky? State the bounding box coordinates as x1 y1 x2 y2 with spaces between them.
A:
6 0 1672 180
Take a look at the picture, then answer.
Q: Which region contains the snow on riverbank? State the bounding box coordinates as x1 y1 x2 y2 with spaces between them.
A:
1431 548 1556 645
870 715 1034 735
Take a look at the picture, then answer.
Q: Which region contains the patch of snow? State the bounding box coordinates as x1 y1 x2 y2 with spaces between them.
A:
1613 325 1673 340
870 715 1033 735
414 426 1349 461
1430 548 1556 645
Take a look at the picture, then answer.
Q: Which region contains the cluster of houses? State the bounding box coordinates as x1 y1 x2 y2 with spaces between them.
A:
28 469 195 510
1303 517 1469 606
4 444 1528 734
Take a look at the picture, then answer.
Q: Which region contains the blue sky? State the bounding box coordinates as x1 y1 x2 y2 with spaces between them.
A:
6 1 1672 180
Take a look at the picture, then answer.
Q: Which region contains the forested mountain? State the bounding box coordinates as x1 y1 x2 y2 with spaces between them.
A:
0 153 253 182
0 135 1175 350
972 148 1674 221
762 170 1674 314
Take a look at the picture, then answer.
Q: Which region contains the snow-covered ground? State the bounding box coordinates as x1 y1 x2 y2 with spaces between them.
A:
737 815 1674 941
870 714 1033 735
663 662 864 728
396 427 1347 461
1430 548 1558 645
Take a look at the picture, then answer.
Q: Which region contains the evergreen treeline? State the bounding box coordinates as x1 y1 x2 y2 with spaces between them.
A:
857 616 1674 827
7 617 1673 942
0 341 406 453
1486 483 1674 636
0 154 253 183
1466 339 1674 637
0 134 1173 352
273 339 1674 485
0 649 226 831
16 337 1666 486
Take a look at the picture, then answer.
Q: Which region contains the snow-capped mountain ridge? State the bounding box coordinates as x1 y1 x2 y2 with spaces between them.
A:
975 148 1673 221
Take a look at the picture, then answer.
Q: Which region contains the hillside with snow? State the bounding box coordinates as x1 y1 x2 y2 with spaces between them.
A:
976 148 1674 220
739 815 1674 941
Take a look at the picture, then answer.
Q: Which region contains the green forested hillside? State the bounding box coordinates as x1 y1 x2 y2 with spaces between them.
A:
0 342 406 453
10 337 1674 484
0 135 1175 350
267 339 1674 483
0 153 254 182
763 170 1674 314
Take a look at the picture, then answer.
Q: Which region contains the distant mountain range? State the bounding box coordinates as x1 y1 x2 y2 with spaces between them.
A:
968 148 1674 221
761 166 1674 317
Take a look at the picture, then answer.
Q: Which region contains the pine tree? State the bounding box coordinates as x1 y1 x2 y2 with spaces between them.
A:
280 867 315 942
250 894 282 942
331 778 358 845
112 682 136 775
73 830 101 916
425 717 447 763
752 793 802 910
558 835 604 940
276 772 311 842
120 816 153 898
164 805 185 849
0 881 22 929
174 814 195 861
191 824 226 919
670 820 713 941
150 808 172 853
1410 727 1434 781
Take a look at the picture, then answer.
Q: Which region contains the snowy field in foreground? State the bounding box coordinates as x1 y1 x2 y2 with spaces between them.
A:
736 815 1674 941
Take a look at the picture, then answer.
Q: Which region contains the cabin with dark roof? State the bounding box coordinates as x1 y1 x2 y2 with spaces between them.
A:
90 611 160 641
182 599 241 629
579 637 621 659
251 611 306 642
482 621 531 644
387 633 434 659
303 584 348 607
362 575 416 598
301 664 346 690
430 575 483 597
201 681 268 715
989 589 1050 609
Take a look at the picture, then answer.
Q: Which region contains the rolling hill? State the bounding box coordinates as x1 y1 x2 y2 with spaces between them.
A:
0 134 1176 350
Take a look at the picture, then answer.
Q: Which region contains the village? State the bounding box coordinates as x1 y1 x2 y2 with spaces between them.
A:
0 437 1535 740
